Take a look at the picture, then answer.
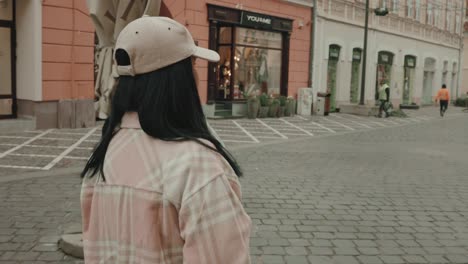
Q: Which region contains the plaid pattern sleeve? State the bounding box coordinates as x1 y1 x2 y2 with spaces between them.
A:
81 113 251 263
179 175 251 264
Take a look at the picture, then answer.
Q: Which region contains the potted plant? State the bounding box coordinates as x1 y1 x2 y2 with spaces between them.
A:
246 94 259 119
258 93 270 118
278 96 287 117
285 96 296 116
269 98 280 117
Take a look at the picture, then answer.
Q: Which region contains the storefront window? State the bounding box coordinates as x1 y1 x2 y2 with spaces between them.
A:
216 27 282 100
375 51 394 101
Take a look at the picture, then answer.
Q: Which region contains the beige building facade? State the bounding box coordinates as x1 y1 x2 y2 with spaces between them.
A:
312 0 465 109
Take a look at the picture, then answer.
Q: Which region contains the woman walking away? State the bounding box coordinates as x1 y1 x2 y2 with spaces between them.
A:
436 84 450 117
81 16 251 264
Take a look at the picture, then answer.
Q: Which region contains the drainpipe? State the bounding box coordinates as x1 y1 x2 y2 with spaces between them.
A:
309 0 317 89
457 1 464 99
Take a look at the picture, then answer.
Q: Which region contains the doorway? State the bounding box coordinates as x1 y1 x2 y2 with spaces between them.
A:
375 51 394 101
327 44 340 111
349 48 362 104
422 58 436 105
402 55 416 105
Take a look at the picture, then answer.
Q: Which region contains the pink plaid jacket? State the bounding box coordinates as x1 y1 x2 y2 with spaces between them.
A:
81 112 251 263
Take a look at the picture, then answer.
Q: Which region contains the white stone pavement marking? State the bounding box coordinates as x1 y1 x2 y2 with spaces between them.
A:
0 136 31 139
320 117 355 131
42 127 99 170
222 139 257 143
295 115 309 121
207 122 224 146
279 118 314 136
341 113 387 127
331 114 373 129
379 118 399 125
0 129 52 159
50 131 88 135
0 164 43 170
406 117 423 122
232 120 259 143
309 120 337 133
414 116 432 121
6 153 89 160
255 136 285 139
256 119 288 139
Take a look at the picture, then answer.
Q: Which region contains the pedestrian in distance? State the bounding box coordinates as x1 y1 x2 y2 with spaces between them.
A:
435 84 450 117
81 16 251 264
377 80 390 118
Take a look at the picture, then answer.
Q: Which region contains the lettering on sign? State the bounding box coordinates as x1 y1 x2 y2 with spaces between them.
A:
241 11 273 29
246 15 271 25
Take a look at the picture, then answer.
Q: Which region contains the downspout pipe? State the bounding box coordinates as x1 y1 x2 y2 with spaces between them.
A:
309 0 317 89
457 1 464 99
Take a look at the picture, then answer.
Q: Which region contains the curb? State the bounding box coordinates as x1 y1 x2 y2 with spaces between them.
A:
59 234 84 259
59 224 84 259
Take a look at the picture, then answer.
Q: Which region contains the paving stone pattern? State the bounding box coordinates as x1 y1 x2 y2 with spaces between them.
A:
0 109 467 263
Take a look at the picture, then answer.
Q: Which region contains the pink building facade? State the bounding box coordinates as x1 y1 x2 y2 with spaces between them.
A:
0 0 312 128
0 0 95 128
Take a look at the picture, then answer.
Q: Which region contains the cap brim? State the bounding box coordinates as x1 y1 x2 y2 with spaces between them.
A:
193 47 220 62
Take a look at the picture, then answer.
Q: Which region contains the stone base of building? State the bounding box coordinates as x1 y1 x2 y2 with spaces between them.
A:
339 104 380 116
17 99 96 130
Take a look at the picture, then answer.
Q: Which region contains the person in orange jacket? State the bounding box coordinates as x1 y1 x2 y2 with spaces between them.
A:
435 84 450 117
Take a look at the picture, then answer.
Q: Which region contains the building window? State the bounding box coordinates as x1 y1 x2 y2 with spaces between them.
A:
380 0 388 8
392 0 399 12
434 5 439 27
426 3 433 25
406 0 413 18
415 0 420 21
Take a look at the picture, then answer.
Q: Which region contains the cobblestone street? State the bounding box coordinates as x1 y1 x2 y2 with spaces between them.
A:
0 109 468 263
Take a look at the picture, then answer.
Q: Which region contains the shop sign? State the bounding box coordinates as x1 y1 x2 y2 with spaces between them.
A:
241 11 273 29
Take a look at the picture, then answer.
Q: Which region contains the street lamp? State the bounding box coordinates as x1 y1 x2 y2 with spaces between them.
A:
359 1 389 105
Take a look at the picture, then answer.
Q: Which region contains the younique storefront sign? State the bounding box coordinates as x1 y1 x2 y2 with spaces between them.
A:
241 11 273 29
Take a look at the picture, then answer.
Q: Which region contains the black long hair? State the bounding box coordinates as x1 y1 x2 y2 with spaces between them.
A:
81 55 242 180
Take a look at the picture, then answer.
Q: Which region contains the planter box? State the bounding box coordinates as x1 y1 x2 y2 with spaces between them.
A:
232 102 247 116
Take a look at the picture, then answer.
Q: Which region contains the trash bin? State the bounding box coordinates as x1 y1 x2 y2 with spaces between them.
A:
317 92 331 116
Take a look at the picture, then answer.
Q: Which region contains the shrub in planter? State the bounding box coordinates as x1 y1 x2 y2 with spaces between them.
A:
258 93 270 118
285 97 296 116
278 96 287 117
246 96 259 119
454 97 468 107
269 99 280 117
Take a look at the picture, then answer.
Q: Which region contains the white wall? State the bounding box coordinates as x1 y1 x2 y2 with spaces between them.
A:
16 0 42 101
313 18 461 106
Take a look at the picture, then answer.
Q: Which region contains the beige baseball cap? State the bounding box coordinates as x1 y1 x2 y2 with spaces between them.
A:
114 16 220 76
